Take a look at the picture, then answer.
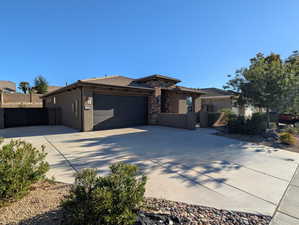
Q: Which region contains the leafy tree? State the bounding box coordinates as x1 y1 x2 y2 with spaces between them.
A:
225 52 298 127
34 75 48 94
18 81 30 94
284 51 299 113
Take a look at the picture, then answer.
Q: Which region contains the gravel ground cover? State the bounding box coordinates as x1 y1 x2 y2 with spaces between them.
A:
0 182 271 225
214 130 299 153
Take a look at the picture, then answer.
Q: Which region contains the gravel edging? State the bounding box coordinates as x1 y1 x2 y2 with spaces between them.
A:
214 131 299 153
143 198 271 225
0 182 271 225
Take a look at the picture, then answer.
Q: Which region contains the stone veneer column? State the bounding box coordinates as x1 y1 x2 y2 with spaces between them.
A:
148 87 161 125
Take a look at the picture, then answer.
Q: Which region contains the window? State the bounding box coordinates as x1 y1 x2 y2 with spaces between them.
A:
53 97 56 104
186 96 193 112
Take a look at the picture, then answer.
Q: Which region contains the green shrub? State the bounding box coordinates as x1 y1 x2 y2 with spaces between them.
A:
208 112 221 127
0 137 3 145
279 132 296 145
0 140 49 205
246 113 267 135
62 163 147 225
227 113 267 135
283 126 299 135
227 115 246 134
219 108 235 123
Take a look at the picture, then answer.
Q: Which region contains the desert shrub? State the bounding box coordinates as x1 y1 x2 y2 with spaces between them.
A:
62 163 147 225
219 108 235 123
0 140 49 204
208 112 221 127
246 113 267 135
227 115 246 134
227 113 267 135
279 132 296 145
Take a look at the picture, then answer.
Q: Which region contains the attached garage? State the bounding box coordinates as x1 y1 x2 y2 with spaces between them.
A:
41 75 204 132
93 94 148 130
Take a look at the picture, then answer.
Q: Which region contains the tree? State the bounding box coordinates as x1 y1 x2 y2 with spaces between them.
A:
224 52 298 127
34 75 48 94
18 81 30 94
284 51 299 113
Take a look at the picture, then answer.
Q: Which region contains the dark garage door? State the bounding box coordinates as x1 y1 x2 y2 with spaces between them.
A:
93 94 148 130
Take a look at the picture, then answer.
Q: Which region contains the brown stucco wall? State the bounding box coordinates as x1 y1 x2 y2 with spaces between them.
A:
0 81 16 92
162 91 190 114
201 97 233 112
81 87 94 131
44 88 82 130
0 93 43 108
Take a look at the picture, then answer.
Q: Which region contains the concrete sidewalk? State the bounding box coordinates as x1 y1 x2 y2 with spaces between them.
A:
270 165 299 225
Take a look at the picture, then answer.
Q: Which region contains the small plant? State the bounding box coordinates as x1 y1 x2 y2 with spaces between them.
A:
208 112 221 127
0 137 3 144
62 163 147 225
219 108 235 124
279 132 296 145
283 126 299 135
0 140 49 205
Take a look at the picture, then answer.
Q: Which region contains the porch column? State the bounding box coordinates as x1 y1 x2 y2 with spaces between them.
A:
192 95 201 113
148 87 161 125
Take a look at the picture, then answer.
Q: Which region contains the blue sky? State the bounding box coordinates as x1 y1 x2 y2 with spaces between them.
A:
1 1 298 89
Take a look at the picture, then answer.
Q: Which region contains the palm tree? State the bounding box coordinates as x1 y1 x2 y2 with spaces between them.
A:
18 81 30 94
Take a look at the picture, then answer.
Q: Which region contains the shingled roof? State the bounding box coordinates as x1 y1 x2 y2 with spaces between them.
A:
43 74 204 97
80 75 150 88
200 88 236 97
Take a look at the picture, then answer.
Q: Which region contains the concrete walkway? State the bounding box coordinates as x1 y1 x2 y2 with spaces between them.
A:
270 165 299 225
1 125 299 217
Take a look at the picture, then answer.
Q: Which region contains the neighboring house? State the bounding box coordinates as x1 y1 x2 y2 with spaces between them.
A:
0 81 16 93
46 86 62 93
42 74 204 131
0 81 62 108
200 88 262 118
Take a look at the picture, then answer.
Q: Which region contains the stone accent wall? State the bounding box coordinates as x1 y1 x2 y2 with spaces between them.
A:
142 79 177 88
162 91 189 114
157 112 196 130
148 87 161 124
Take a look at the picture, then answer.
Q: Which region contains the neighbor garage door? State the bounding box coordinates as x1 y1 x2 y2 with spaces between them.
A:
93 94 148 130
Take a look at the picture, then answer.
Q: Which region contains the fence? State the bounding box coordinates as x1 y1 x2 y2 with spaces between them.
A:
0 108 61 129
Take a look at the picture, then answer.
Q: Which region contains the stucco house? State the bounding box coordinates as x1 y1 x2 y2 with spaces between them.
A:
0 81 16 93
200 88 262 118
42 75 204 131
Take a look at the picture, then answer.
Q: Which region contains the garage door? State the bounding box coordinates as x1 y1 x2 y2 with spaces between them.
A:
93 94 148 130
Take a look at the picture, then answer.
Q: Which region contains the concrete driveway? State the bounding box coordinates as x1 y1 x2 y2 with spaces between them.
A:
1 125 299 216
